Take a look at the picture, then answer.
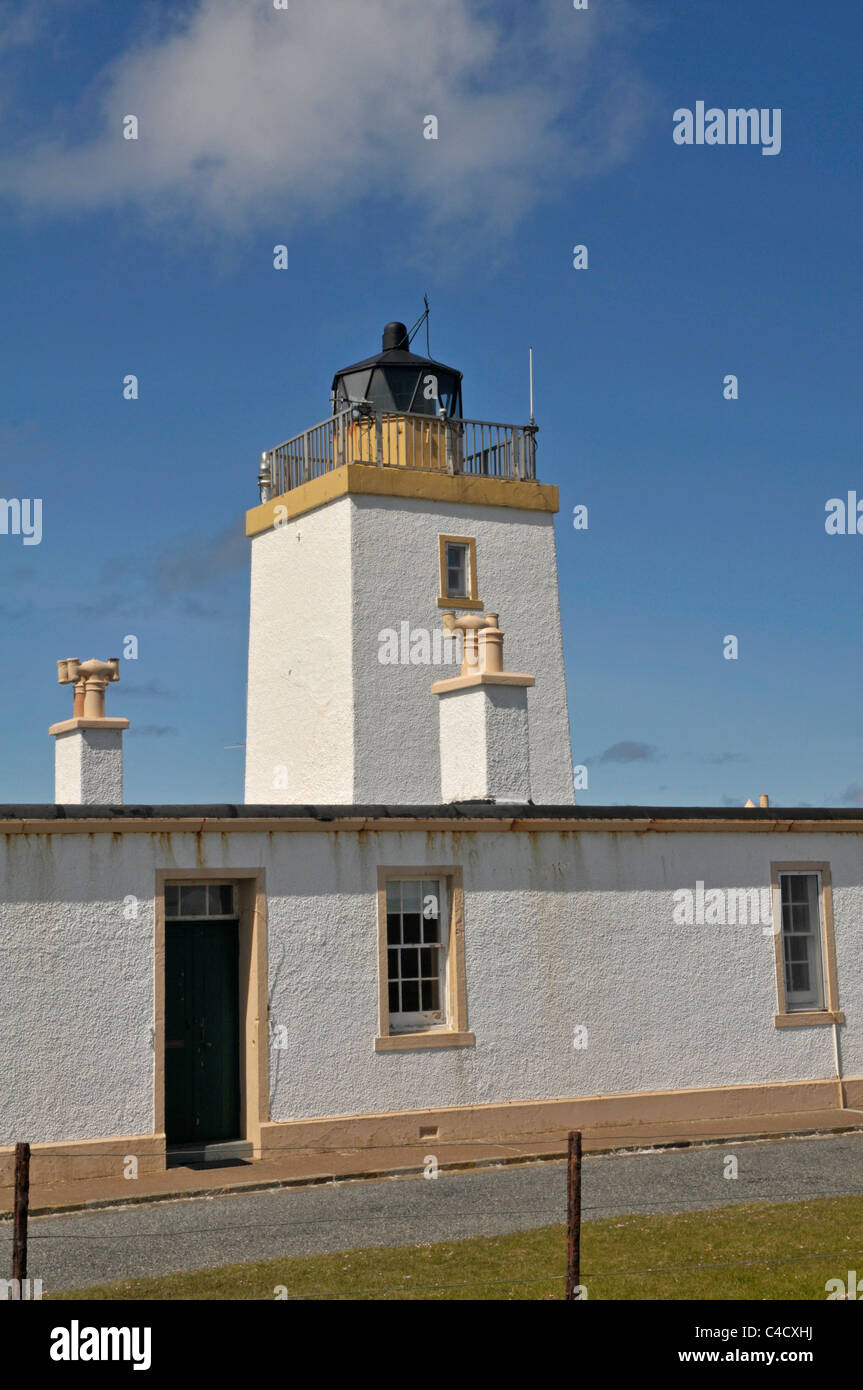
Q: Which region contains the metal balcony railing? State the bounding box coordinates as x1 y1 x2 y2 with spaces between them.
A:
258 408 538 499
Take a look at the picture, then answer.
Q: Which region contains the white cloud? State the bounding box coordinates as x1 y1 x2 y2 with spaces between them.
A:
0 1 44 54
0 0 651 235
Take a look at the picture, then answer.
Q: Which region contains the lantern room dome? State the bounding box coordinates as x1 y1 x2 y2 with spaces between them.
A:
332 321 463 419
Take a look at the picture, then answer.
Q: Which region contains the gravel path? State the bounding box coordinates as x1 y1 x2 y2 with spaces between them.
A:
4 1132 861 1293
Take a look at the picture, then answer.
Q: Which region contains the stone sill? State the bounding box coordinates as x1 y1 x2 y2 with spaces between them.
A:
773 1010 845 1029
374 1030 476 1053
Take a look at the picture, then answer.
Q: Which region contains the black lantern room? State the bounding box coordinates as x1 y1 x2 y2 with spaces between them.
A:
331 321 463 420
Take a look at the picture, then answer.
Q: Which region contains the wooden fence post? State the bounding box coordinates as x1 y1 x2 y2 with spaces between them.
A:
565 1130 582 1300
12 1142 30 1297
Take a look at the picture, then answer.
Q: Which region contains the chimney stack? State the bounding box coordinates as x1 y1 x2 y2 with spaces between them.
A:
50 658 129 804
432 611 534 802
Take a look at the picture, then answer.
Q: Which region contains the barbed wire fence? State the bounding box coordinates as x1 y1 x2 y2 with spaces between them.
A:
4 1131 863 1300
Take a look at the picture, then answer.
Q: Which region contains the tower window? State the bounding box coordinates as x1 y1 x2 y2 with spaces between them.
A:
446 543 468 597
438 535 481 610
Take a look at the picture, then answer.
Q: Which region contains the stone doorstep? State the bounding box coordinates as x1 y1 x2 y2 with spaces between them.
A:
166 1140 254 1167
1 1110 861 1221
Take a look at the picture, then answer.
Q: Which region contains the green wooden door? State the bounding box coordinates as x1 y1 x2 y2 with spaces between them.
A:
165 920 240 1144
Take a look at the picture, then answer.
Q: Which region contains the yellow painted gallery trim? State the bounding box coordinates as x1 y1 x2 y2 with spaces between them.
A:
246 465 559 536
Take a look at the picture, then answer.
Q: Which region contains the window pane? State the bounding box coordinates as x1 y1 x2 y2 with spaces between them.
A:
435 374 459 417
789 960 811 993
783 873 815 904
179 884 206 916
420 947 435 977
402 880 421 911
208 884 235 915
386 881 401 912
401 980 420 1012
422 979 440 1011
401 948 420 980
388 949 399 981
336 370 372 406
784 936 809 963
165 885 179 917
445 544 468 596
368 366 422 413
386 914 401 945
388 982 400 1013
422 916 440 944
403 913 421 944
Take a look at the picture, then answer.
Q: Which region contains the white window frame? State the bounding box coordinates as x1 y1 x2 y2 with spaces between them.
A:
375 866 474 1052
384 876 450 1034
778 871 825 1011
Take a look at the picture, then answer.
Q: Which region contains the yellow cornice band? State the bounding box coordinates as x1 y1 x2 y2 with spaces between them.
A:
246 465 559 537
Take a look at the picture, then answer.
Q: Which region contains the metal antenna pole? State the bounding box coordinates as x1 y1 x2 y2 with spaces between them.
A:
529 346 535 425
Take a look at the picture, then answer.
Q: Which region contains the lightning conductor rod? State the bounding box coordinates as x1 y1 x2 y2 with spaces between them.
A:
529 346 535 426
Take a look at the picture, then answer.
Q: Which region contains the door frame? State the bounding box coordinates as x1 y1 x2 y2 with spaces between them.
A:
155 870 268 1154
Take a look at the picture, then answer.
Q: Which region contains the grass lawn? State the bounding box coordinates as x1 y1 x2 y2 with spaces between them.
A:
52 1195 863 1301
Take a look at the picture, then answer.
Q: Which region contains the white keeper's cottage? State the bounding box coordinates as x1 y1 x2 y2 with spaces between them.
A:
2 320 861 1184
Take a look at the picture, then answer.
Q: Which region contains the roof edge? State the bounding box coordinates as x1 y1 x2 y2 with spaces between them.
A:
0 803 860 826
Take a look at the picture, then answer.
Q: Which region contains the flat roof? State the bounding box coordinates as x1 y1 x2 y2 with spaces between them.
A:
0 803 860 824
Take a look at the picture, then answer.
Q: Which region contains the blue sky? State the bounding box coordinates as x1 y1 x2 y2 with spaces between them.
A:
0 0 861 807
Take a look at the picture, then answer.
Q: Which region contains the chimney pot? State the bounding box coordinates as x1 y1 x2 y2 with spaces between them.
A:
432 607 535 802
50 656 129 803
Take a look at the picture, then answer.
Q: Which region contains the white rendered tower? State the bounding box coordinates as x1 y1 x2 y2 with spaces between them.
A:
244 320 573 805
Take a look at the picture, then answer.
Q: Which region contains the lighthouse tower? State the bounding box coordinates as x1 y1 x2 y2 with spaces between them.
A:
243 320 574 805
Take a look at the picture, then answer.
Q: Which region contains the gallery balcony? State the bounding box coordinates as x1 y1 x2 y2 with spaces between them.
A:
257 407 538 501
